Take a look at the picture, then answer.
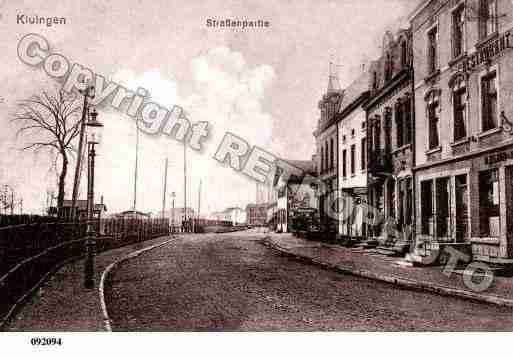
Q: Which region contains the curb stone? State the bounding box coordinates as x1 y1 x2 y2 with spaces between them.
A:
99 237 177 331
262 237 513 308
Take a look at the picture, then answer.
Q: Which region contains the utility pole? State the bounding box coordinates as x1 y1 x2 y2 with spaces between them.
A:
162 158 168 219
71 85 95 221
184 141 187 231
133 121 140 212
198 179 202 220
10 190 14 216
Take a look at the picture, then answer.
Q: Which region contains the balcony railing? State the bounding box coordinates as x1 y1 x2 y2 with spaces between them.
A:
368 149 393 178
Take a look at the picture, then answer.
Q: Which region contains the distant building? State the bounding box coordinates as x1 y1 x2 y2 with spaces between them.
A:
275 160 318 233
212 207 246 225
113 210 151 219
51 199 107 221
159 207 195 227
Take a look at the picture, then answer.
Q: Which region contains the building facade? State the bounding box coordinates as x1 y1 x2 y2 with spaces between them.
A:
365 29 415 253
314 71 344 234
411 0 513 262
337 72 371 241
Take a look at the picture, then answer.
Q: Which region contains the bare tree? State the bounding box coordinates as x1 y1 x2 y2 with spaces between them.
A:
12 89 82 218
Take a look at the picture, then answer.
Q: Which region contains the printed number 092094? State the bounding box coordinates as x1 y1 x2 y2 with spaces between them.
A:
30 338 63 346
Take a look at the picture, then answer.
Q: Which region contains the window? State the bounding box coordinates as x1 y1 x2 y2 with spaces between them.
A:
361 138 366 170
320 145 324 173
325 141 329 171
428 103 440 149
350 144 355 175
426 91 440 149
452 5 465 59
385 52 393 81
404 98 412 145
372 71 378 90
384 110 392 150
373 117 381 151
421 180 434 235
342 149 347 178
427 26 438 74
479 169 500 237
480 0 497 39
351 129 355 137
452 76 467 141
396 102 404 148
481 71 498 132
330 138 334 169
401 40 408 68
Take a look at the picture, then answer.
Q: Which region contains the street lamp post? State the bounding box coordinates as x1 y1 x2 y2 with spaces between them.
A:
84 107 103 289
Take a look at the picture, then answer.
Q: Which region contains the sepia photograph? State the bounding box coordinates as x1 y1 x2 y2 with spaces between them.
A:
1 0 513 357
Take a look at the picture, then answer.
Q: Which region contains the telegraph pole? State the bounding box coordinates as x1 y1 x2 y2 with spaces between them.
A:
162 158 168 219
198 179 202 220
71 85 95 220
10 190 14 216
133 121 140 212
184 141 187 231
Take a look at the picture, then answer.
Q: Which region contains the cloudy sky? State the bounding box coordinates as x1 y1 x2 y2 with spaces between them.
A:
0 0 421 215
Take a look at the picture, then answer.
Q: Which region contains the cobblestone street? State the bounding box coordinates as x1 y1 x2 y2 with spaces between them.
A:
105 232 513 331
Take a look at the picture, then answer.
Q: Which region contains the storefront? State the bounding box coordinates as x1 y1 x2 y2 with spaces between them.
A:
416 141 513 260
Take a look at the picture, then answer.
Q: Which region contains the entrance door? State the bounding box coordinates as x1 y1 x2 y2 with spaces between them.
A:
455 174 469 242
506 166 513 257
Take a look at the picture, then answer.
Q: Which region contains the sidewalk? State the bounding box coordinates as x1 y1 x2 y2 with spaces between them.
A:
264 233 513 307
5 236 174 332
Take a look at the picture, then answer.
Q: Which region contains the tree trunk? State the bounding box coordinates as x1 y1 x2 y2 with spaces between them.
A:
57 151 68 219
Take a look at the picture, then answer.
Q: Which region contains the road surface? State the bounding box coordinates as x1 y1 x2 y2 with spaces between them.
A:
104 231 513 331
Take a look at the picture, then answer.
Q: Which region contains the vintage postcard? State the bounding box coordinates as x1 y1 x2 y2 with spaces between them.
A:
0 0 512 357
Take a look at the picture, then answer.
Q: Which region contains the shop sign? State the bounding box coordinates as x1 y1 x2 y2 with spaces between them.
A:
485 149 513 165
458 30 512 73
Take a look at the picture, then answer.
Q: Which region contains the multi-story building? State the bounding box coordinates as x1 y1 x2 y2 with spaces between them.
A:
336 72 371 242
365 29 415 254
314 69 344 234
411 0 513 264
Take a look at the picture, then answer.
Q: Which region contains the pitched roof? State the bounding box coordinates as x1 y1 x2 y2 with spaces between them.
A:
337 71 371 116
